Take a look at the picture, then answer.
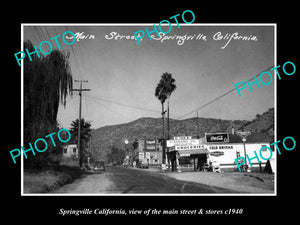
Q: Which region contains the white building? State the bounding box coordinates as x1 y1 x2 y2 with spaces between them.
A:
206 142 273 171
63 144 78 158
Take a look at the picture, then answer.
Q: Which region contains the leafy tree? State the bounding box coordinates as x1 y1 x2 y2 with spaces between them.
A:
69 118 92 166
106 146 125 165
155 72 176 163
24 40 73 168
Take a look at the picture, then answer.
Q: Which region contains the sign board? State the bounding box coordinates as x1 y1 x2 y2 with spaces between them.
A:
236 130 251 142
145 145 156 150
167 139 200 147
145 139 156 151
138 152 144 160
175 139 200 146
167 140 175 147
175 144 206 151
209 151 224 157
146 140 156 145
236 130 251 137
205 133 229 143
145 152 150 160
174 136 192 140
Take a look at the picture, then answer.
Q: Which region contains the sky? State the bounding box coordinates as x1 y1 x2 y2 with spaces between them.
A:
23 24 275 130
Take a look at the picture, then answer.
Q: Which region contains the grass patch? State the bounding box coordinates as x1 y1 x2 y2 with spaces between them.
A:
24 165 85 193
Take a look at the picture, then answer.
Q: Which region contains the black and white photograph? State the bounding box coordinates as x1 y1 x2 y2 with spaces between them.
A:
21 24 276 195
4 5 299 221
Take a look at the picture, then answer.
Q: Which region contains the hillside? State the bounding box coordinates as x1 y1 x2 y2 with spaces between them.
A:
90 108 274 162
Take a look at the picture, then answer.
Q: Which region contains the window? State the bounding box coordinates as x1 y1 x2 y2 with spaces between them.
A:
73 148 77 153
63 148 67 154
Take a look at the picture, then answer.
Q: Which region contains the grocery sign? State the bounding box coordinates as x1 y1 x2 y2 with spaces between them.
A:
167 138 200 147
175 144 206 151
205 133 229 143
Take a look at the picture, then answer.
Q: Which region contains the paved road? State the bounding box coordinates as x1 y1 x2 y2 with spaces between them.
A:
51 166 237 194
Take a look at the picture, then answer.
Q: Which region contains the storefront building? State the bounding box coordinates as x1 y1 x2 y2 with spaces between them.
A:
206 142 271 172
133 139 163 166
167 133 274 172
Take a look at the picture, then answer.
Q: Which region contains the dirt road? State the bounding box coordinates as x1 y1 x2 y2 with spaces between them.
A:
51 166 237 194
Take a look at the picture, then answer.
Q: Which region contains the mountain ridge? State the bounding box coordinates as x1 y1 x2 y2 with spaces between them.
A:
90 108 274 161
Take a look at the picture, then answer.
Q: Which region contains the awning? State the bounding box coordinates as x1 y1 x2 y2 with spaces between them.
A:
177 148 209 156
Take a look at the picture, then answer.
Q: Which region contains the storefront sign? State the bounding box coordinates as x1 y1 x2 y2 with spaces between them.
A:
208 145 233 150
145 139 156 150
174 136 192 140
145 152 151 160
146 140 156 145
205 133 229 143
175 144 206 150
167 138 199 147
138 152 144 160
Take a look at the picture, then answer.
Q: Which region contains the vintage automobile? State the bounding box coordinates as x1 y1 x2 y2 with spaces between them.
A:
93 161 105 171
137 159 149 169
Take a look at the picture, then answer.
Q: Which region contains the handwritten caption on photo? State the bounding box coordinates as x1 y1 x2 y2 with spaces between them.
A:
133 9 196 45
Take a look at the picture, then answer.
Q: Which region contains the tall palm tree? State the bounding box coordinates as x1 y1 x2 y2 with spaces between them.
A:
155 72 176 163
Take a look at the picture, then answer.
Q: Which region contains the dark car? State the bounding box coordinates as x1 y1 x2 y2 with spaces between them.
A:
137 160 149 169
93 161 105 171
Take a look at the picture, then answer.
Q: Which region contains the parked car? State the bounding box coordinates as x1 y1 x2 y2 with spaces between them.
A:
137 160 149 169
93 161 105 171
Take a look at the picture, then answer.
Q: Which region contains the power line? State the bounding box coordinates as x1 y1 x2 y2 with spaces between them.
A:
87 95 132 119
84 93 162 114
178 65 274 120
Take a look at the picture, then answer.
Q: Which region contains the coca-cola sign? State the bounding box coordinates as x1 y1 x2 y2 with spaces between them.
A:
205 133 229 143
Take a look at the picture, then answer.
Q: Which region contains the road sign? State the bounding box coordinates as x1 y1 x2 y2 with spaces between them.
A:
236 131 251 141
236 131 251 137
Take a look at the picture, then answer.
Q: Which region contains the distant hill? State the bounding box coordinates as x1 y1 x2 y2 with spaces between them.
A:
90 108 274 161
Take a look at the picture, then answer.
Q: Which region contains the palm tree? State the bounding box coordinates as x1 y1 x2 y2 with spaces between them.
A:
24 40 73 168
155 72 176 164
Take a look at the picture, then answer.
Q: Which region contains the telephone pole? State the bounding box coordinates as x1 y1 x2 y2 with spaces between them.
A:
72 80 91 168
197 110 200 138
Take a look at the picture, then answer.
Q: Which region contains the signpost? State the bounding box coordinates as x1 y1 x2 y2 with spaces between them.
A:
236 130 251 172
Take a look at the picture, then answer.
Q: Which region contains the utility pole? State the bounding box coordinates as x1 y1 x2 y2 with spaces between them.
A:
167 100 170 140
236 130 251 172
72 80 91 168
86 120 93 166
197 110 200 138
161 106 167 165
